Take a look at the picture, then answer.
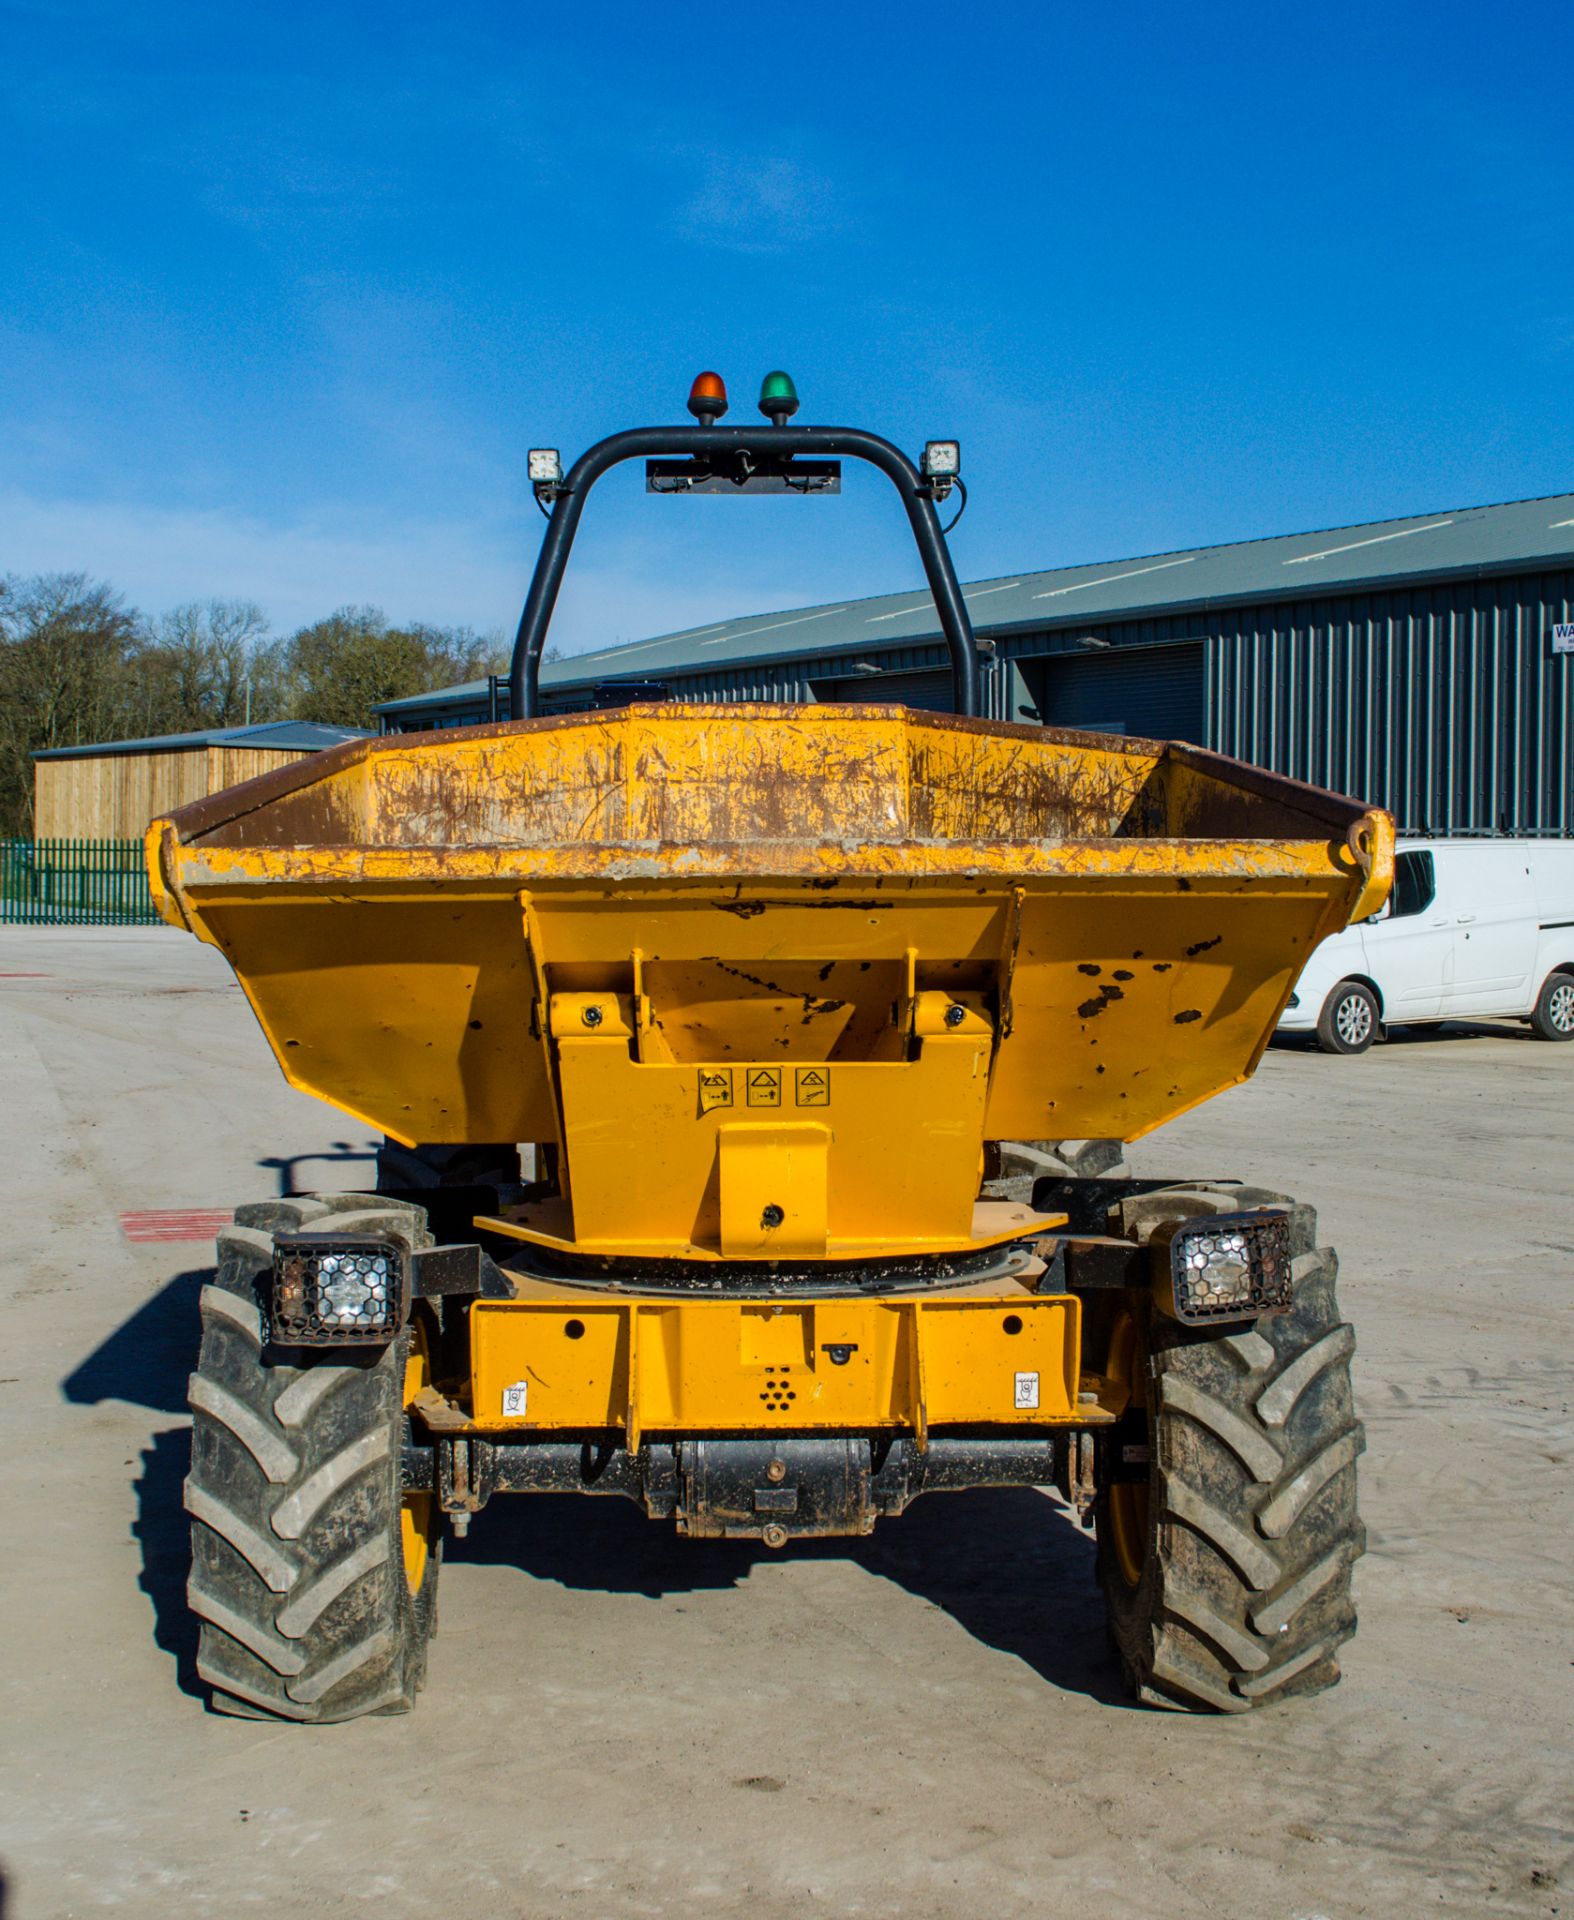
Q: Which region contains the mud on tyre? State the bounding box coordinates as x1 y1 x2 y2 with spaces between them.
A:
1096 1186 1365 1712
184 1195 442 1721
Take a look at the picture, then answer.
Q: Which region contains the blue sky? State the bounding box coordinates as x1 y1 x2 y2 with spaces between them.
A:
4 1 1571 655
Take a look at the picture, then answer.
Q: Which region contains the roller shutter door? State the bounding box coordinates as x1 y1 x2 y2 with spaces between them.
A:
813 670 955 711
1033 643 1204 742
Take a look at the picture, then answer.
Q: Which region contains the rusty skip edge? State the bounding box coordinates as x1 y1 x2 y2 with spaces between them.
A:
151 830 1392 896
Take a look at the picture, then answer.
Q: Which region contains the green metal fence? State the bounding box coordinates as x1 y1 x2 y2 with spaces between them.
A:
0 839 160 926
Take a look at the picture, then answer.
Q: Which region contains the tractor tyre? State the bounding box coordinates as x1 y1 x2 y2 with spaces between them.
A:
184 1195 443 1722
1031 1138 1128 1179
984 1137 1128 1203
1096 1187 1365 1712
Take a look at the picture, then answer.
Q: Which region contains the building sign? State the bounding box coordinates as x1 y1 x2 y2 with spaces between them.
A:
1554 622 1574 655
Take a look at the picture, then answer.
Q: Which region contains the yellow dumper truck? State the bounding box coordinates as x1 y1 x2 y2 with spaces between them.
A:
148 373 1390 1721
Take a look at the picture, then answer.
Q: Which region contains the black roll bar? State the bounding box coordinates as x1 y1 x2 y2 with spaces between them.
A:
508 424 982 720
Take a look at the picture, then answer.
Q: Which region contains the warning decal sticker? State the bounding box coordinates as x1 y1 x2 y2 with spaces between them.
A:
794 1067 831 1107
698 1069 733 1113
1013 1372 1040 1411
746 1067 781 1107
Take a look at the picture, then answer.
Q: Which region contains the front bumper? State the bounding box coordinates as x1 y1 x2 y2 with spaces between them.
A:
453 1271 1099 1448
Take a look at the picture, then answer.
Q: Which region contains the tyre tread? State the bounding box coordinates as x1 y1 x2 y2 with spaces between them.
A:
183 1197 437 1723
1096 1180 1364 1714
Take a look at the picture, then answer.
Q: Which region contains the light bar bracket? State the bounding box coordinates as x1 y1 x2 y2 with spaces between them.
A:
509 423 983 720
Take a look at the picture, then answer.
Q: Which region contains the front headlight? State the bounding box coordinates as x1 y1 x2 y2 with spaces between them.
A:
1157 1211 1293 1324
271 1233 409 1345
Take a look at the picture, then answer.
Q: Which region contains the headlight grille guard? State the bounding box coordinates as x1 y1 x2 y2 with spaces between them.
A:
1159 1210 1294 1325
271 1232 411 1346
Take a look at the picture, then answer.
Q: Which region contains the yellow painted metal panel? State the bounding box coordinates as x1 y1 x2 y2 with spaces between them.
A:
545 1020 992 1257
468 1280 1083 1433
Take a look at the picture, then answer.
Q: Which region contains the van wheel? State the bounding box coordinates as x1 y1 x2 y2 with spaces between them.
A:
1315 980 1378 1055
1529 970 1574 1042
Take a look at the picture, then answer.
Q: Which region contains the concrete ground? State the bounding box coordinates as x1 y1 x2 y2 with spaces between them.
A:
1 926 1569 1920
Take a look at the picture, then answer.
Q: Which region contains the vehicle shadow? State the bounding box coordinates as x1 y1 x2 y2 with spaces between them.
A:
61 1265 209 1414
60 1265 208 1698
134 1425 202 1698
454 1482 1128 1707
1271 1017 1541 1053
257 1140 380 1197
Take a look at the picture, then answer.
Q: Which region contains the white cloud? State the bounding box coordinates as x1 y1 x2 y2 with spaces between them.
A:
0 488 785 656
675 153 843 253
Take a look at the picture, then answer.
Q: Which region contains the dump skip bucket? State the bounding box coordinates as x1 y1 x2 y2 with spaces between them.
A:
149 705 1391 1259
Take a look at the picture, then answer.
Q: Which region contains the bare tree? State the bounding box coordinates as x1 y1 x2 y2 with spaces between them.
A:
147 600 277 731
280 608 506 729
0 575 510 836
0 574 144 834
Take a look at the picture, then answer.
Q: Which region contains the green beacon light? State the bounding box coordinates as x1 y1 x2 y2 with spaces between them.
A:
758 370 799 426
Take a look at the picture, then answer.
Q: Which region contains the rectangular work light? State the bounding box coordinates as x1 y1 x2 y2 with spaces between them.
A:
527 448 562 485
1157 1211 1293 1325
271 1233 410 1346
922 440 960 478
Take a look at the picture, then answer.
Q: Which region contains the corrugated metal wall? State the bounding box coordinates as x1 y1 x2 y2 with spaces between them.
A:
386 564 1573 837
1208 568 1574 833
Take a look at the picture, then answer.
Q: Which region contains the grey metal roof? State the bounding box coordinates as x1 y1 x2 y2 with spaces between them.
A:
374 487 1574 713
35 720 371 761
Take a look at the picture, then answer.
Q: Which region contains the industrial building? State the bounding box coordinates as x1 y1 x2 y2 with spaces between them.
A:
32 719 368 839
378 492 1574 835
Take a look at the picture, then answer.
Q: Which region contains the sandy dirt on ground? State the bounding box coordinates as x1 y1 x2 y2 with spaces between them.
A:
0 927 1569 1919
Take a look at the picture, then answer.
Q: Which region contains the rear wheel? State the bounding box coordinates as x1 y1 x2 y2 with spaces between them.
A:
984 1137 1128 1203
1096 1189 1365 1712
1315 979 1378 1054
184 1195 442 1721
1529 970 1574 1042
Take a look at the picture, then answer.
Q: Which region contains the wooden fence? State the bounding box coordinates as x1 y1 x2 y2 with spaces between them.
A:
0 840 160 926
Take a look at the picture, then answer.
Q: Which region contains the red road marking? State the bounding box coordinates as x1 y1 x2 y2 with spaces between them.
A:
120 1209 235 1243
0 972 49 979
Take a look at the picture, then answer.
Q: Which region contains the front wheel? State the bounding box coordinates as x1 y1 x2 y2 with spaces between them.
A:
1096 1195 1365 1712
1315 979 1379 1054
184 1196 442 1721
1529 970 1574 1042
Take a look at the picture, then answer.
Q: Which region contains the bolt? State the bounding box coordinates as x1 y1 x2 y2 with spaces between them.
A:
450 1512 471 1538
761 1523 788 1549
582 1005 603 1027
766 1458 787 1483
944 1001 966 1027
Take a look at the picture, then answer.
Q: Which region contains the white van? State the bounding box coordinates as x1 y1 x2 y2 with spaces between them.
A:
1277 838 1574 1054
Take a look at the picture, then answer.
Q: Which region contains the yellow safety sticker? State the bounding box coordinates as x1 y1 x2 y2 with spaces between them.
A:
795 1066 831 1107
698 1068 733 1113
746 1067 781 1107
